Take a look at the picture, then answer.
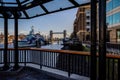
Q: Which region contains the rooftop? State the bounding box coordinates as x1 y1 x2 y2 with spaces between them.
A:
0 0 90 19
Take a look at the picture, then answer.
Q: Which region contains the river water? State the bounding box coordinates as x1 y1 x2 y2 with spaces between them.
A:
0 42 120 54
0 43 63 50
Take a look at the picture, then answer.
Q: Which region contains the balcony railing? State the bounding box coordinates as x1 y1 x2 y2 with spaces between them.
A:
0 48 120 80
83 41 120 54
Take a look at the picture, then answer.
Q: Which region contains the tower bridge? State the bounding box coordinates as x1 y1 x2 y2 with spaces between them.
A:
49 30 67 43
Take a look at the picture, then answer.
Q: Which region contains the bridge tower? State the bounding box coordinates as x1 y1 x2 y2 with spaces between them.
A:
49 30 67 43
63 30 67 39
50 30 53 43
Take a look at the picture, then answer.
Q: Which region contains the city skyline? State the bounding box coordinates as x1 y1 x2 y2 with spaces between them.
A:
0 8 77 38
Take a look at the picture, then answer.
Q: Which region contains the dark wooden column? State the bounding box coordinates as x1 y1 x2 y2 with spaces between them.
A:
90 0 97 80
13 11 21 70
99 0 106 80
14 17 19 69
3 17 9 70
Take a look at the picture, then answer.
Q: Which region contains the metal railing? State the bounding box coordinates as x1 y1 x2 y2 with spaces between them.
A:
106 42 120 54
83 41 120 54
0 48 120 80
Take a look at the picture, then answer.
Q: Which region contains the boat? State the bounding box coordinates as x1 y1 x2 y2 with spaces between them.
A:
14 26 47 48
61 38 83 51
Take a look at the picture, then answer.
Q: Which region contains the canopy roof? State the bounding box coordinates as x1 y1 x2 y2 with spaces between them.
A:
0 0 90 19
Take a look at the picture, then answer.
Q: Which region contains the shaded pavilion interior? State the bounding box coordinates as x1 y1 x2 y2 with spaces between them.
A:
0 0 108 80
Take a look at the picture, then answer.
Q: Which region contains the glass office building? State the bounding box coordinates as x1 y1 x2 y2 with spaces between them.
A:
107 0 120 42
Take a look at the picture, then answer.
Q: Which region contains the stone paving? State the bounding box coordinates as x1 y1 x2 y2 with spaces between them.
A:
0 67 61 80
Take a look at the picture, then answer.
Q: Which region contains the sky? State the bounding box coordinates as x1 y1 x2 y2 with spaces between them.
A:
0 8 78 38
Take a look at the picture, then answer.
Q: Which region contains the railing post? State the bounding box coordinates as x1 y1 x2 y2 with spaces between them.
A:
90 0 97 80
24 50 26 66
0 50 1 63
68 54 71 78
118 59 120 80
40 51 42 69
7 50 10 67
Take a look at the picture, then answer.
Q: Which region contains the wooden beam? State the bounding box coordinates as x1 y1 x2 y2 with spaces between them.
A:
69 0 79 6
16 0 29 19
40 4 49 13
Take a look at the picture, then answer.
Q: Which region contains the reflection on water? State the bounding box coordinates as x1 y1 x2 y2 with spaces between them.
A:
0 43 14 48
41 44 63 50
0 43 63 50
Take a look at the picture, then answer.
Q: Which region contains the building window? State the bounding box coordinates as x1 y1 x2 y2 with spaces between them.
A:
86 22 90 26
86 16 90 19
107 0 120 12
117 29 120 42
106 12 120 26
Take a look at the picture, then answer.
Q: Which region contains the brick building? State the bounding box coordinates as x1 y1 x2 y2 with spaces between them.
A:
74 4 91 41
74 0 120 42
